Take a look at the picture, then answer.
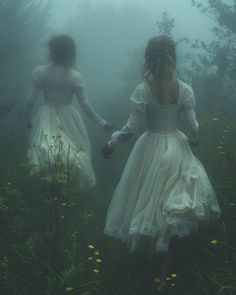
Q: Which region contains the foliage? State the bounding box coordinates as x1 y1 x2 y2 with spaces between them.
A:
189 0 236 117
0 2 236 294
1 117 236 295
156 11 175 36
0 134 104 295
0 0 53 103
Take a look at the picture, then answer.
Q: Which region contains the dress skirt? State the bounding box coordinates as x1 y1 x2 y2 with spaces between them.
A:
27 104 96 189
104 130 220 252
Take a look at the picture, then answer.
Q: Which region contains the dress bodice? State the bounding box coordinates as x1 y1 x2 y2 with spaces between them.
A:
129 80 197 133
32 64 85 107
108 79 199 147
146 103 181 132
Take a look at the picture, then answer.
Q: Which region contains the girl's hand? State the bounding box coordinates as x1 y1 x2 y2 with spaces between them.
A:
102 144 114 159
103 121 113 132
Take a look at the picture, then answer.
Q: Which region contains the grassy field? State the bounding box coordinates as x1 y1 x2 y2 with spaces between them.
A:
0 116 236 295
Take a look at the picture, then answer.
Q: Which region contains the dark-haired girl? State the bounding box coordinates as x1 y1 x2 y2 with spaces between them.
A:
26 34 112 189
102 36 220 282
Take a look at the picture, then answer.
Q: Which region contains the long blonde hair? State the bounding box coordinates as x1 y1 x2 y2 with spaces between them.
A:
142 36 176 103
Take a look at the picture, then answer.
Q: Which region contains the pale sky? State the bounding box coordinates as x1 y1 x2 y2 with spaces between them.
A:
53 0 214 41
50 0 215 91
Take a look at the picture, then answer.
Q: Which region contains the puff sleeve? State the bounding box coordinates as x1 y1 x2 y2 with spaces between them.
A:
130 83 148 112
73 71 87 90
108 84 147 148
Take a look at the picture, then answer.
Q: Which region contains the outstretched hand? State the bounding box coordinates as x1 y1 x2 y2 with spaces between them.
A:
103 122 113 132
102 144 114 159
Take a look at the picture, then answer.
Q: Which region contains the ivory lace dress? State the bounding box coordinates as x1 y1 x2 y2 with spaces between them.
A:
27 64 107 189
104 80 220 252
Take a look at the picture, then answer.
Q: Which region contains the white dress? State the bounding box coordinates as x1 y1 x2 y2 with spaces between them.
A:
27 64 106 190
104 80 221 252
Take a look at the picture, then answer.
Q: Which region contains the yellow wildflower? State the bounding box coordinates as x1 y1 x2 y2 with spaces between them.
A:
0 257 8 268
94 251 100 255
154 277 161 284
40 176 51 182
210 239 218 245
88 245 95 249
88 257 93 261
165 277 171 281
96 259 102 263
171 273 177 278
56 171 68 184
66 287 74 292
93 269 100 273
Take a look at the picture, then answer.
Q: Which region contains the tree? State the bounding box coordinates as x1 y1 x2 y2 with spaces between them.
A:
0 0 54 163
156 11 175 36
0 0 53 103
190 0 236 117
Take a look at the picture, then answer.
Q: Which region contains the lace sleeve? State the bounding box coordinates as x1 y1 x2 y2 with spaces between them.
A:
74 87 107 128
182 108 199 143
108 110 144 148
108 84 147 147
73 71 107 127
32 66 44 88
181 83 199 143
25 66 44 122
181 83 196 109
130 83 148 112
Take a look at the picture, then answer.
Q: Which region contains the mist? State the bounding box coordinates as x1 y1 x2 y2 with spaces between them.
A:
53 0 214 90
48 0 217 182
1 1 236 294
0 0 233 183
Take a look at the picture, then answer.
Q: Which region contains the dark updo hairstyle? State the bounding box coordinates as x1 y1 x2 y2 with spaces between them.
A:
48 34 76 67
142 36 177 99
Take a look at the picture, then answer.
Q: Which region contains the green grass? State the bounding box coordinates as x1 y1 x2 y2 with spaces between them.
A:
0 117 236 295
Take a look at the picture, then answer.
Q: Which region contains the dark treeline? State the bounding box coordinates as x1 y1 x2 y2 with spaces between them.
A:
0 0 53 160
190 0 236 118
0 0 53 103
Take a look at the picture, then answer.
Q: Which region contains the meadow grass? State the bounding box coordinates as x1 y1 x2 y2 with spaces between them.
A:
0 118 236 295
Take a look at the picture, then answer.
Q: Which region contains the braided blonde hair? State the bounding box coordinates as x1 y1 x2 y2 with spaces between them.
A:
142 36 176 103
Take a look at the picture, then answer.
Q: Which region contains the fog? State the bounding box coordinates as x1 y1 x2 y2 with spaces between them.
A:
1 1 236 294
49 0 215 106
0 0 233 175
55 0 213 41
43 0 217 184
0 0 223 182
0 0 215 102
